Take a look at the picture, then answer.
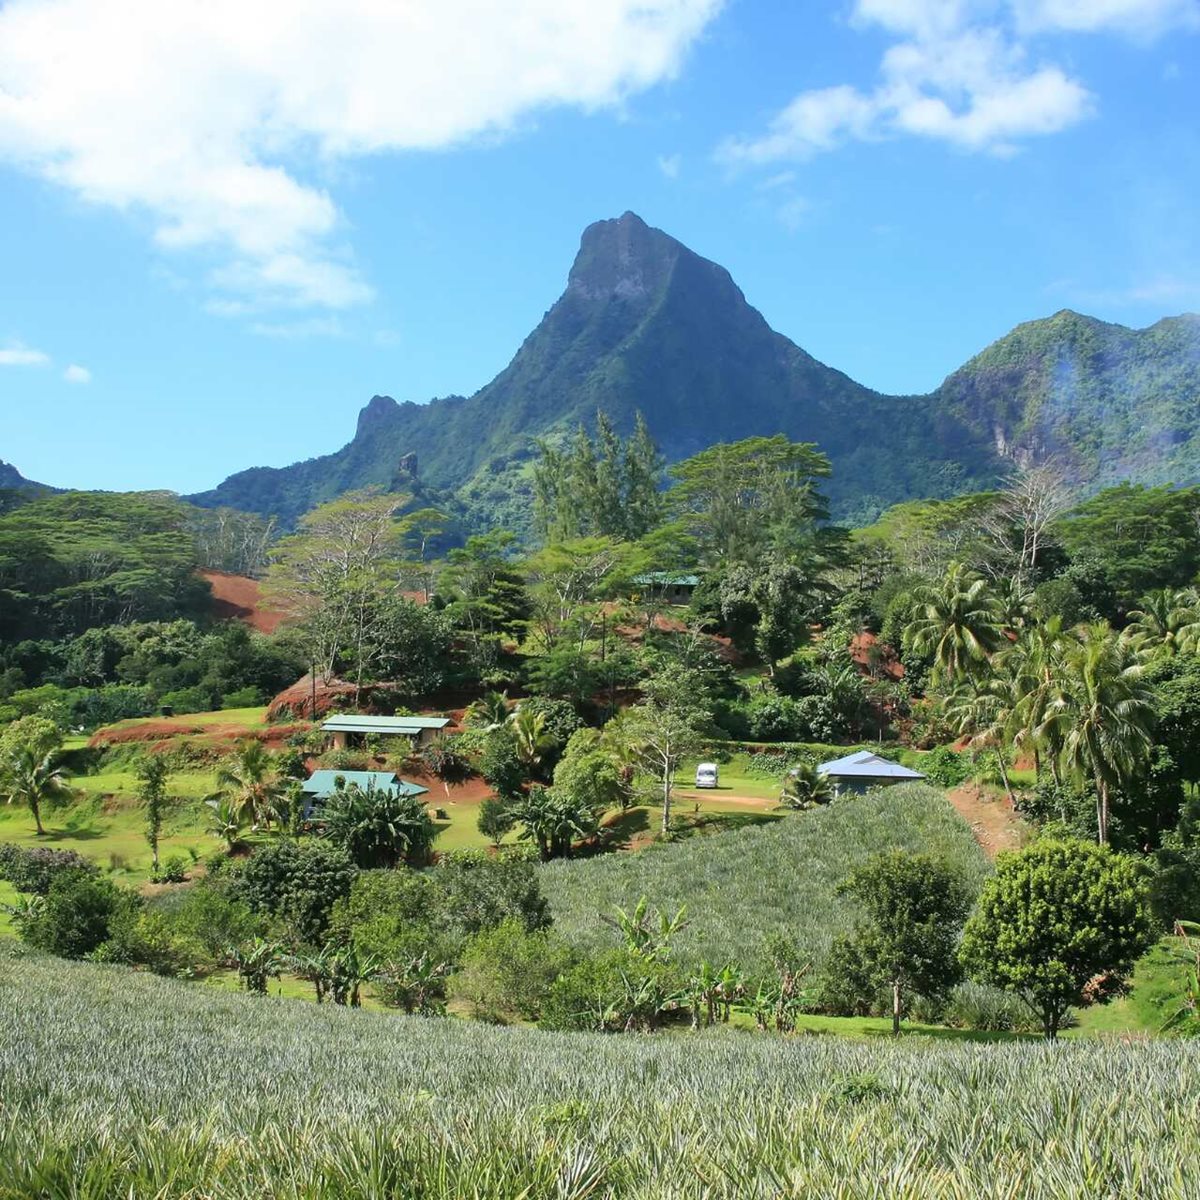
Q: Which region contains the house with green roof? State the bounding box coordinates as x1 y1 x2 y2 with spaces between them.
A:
301 770 429 817
320 712 450 749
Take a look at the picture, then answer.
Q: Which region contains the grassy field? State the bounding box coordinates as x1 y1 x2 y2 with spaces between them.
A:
95 706 271 733
0 785 217 883
2 953 1198 1199
541 783 991 974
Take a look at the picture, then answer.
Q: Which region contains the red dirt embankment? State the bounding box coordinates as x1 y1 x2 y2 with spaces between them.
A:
88 718 309 752
200 570 284 634
946 783 1026 859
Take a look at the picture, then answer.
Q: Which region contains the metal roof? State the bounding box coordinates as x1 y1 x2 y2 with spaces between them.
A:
816 751 925 780
321 714 450 734
301 770 430 798
633 572 701 587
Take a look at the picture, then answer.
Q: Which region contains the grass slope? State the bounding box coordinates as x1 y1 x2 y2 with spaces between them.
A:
2 953 1199 1198
541 783 990 973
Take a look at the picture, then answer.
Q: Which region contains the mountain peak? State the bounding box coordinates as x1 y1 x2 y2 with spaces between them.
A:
567 211 683 303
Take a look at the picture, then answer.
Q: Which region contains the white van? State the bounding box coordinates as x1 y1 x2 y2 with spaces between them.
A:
695 762 719 789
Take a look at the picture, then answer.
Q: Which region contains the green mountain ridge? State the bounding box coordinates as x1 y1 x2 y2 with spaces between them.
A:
170 213 1200 526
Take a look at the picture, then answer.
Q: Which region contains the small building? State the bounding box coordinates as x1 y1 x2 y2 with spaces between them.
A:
816 750 925 797
633 572 700 605
320 713 450 750
301 770 429 817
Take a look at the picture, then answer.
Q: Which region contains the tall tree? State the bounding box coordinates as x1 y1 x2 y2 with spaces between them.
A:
264 491 404 695
668 435 837 566
1055 626 1155 845
960 839 1155 1039
904 562 1002 686
617 669 709 836
135 753 171 876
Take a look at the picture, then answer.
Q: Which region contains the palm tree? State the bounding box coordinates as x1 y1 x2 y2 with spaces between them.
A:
779 761 833 810
904 562 1003 685
507 706 557 772
0 741 72 835
320 781 438 867
469 690 511 731
1006 616 1074 787
944 675 1019 802
510 786 596 860
206 796 246 850
1123 587 1200 658
1056 625 1155 844
209 740 282 831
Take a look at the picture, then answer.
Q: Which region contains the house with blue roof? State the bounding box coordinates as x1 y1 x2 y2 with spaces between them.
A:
816 751 925 797
301 770 429 817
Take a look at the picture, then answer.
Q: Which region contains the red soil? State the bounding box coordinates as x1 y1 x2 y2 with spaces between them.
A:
849 631 904 680
200 570 284 634
946 783 1026 859
88 718 309 751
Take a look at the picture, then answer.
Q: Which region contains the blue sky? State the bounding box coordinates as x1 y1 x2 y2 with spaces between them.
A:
1 0 1198 493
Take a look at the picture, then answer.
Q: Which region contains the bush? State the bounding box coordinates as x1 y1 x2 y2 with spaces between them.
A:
146 882 263 968
153 854 191 884
916 747 971 788
448 918 574 1022
0 845 98 895
479 730 525 800
540 947 681 1033
477 797 515 845
221 687 263 709
232 840 356 946
19 871 139 959
158 686 216 716
939 982 1045 1034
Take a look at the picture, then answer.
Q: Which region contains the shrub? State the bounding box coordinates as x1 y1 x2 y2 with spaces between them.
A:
916 746 971 788
320 782 438 868
0 845 98 895
147 882 263 968
19 871 139 959
232 840 356 946
221 687 263 709
448 918 573 1022
477 797 514 846
153 854 191 884
540 947 681 1033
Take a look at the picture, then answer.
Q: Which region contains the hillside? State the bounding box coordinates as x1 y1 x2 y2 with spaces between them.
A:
191 212 1200 530
0 460 48 494
542 784 989 973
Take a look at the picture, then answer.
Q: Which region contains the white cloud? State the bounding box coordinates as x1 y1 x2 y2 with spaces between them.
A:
776 196 811 232
0 0 722 312
0 343 50 367
63 364 92 383
657 152 683 179
720 0 1194 166
249 317 345 340
1014 0 1200 35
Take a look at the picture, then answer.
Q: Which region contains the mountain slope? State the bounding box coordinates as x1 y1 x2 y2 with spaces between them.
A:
0 460 49 493
192 213 1200 528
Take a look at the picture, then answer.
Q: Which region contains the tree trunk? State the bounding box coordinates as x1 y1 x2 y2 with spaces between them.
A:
32 801 44 837
661 768 672 837
1095 774 1109 845
996 751 1014 805
892 979 902 1035
1050 754 1062 789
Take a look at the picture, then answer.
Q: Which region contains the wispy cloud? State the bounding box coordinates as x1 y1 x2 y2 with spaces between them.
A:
0 0 723 313
657 152 682 179
249 317 346 340
718 1 1195 167
63 364 92 383
0 343 50 367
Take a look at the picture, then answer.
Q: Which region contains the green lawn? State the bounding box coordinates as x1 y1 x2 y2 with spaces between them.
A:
99 706 270 733
0 784 217 883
